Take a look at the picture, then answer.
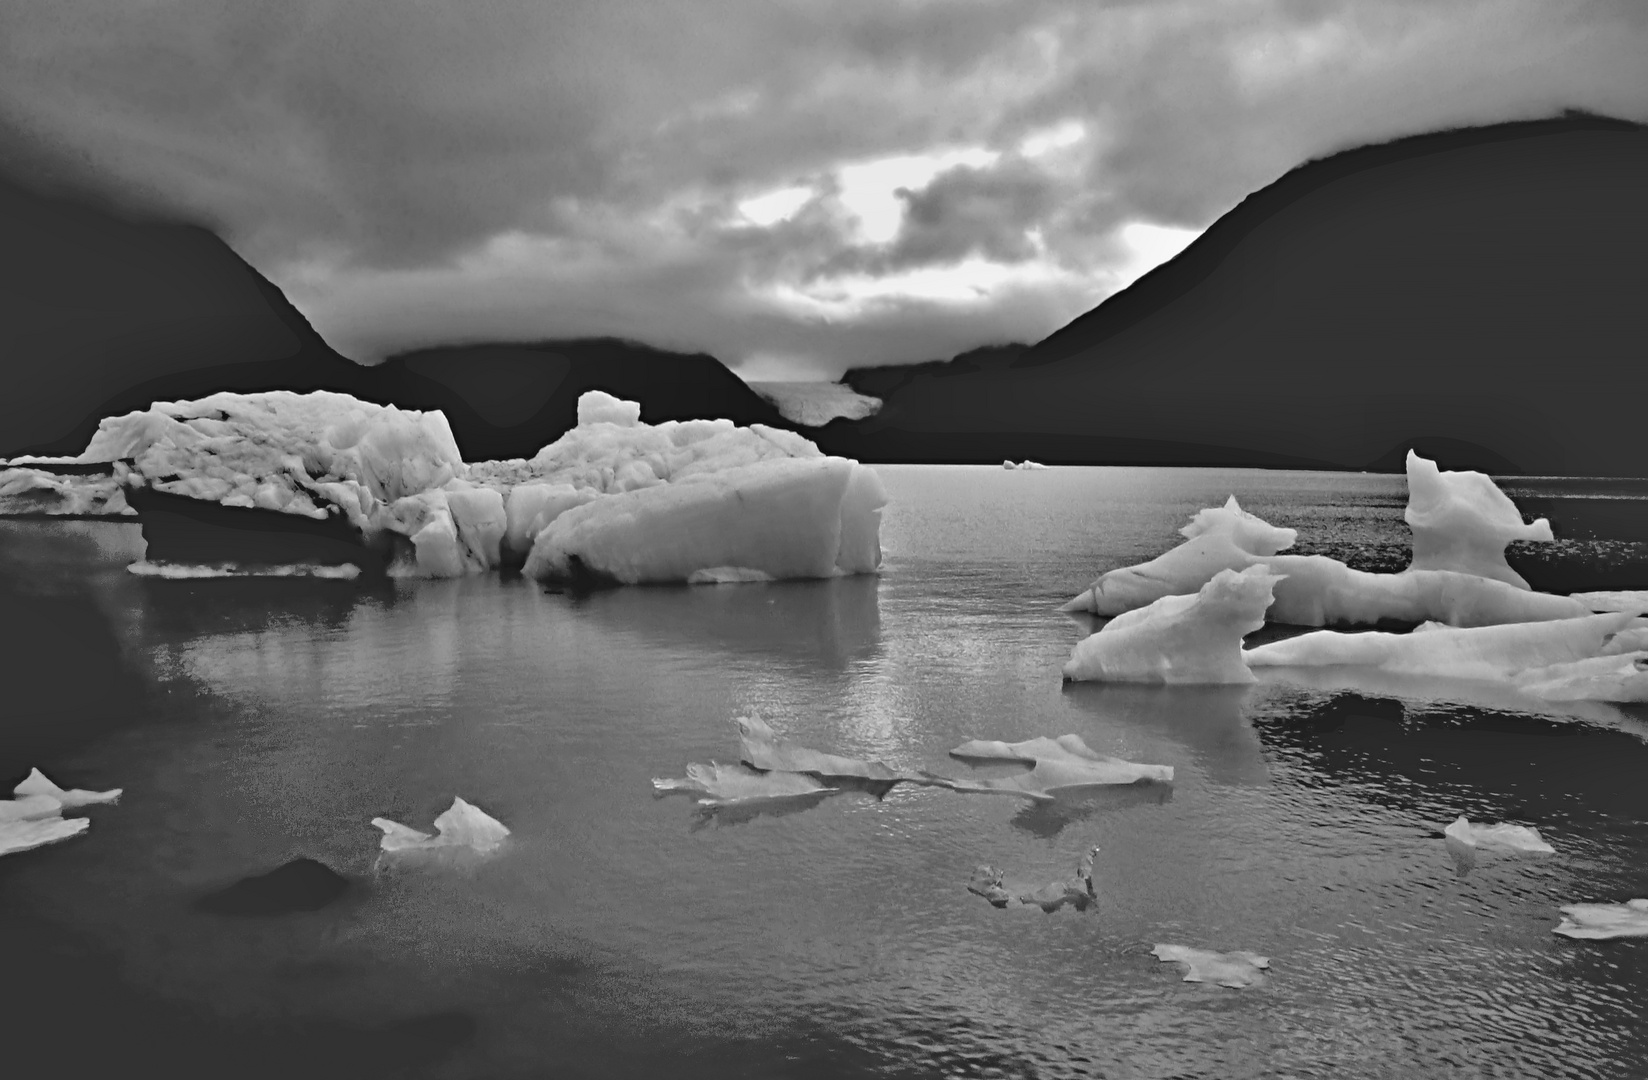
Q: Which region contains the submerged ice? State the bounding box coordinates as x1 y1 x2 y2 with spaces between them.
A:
68 388 886 583
1152 945 1271 988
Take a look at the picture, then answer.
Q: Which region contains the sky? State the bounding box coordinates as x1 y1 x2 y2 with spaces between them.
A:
2 0 1646 379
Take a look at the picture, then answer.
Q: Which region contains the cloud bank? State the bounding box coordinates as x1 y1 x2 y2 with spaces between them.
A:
3 0 1645 377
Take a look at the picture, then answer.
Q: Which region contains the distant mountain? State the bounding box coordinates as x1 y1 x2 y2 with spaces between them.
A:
819 114 1648 477
372 339 788 462
0 172 373 458
0 174 787 459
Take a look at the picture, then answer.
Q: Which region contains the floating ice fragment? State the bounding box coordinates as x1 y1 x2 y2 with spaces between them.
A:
922 755 1172 802
372 797 510 854
1404 451 1551 588
1152 944 1271 988
126 561 361 579
1064 566 1280 683
735 715 901 782
948 734 1108 764
1244 612 1635 687
1060 497 1294 616
0 793 66 822
1553 900 1648 939
13 768 122 807
968 846 1099 912
652 762 836 806
1570 591 1648 615
0 815 90 857
1443 815 1555 853
1511 651 1648 703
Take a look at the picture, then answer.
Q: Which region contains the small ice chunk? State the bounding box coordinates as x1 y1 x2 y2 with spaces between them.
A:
652 762 836 806
1403 451 1552 588
13 768 122 808
1152 945 1271 988
1570 591 1648 615
736 715 900 781
948 734 1108 764
0 794 66 822
921 755 1172 802
968 846 1099 912
0 815 90 857
1002 460 1017 470
1063 566 1280 684
576 390 642 428
371 797 510 854
1443 815 1555 853
1553 900 1648 939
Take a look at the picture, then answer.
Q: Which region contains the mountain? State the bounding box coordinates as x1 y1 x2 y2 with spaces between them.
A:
0 172 375 458
0 174 787 460
819 113 1648 477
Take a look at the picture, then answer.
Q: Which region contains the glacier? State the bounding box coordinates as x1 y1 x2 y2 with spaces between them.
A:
57 388 886 583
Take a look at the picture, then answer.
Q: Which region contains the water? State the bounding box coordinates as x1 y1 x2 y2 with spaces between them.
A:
4 465 1648 1079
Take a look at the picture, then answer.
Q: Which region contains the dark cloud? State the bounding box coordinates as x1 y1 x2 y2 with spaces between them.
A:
2 0 1646 374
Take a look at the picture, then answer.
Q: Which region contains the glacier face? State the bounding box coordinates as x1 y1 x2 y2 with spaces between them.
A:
67 389 886 583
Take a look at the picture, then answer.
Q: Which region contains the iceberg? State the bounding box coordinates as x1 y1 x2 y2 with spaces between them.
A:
949 734 1114 764
70 389 887 583
920 755 1172 802
0 793 67 822
372 797 510 855
1061 461 1586 629
0 815 90 857
13 767 122 807
1151 945 1271 988
967 845 1099 912
1553 900 1648 939
0 466 132 516
651 763 836 806
1244 611 1637 684
1063 566 1279 684
1403 450 1551 587
1570 590 1648 615
1061 497 1295 617
735 715 902 782
1442 815 1555 854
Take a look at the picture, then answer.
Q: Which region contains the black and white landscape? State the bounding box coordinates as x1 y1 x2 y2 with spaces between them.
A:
3 4 1648 1078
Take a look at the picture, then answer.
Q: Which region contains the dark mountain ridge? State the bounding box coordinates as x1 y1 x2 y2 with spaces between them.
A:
823 113 1648 477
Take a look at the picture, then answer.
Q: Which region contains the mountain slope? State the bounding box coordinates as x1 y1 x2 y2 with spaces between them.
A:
821 114 1648 477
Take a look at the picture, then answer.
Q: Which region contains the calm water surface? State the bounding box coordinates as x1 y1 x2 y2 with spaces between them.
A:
4 465 1648 1079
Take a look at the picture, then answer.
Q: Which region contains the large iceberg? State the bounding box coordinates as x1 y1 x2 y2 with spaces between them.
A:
1403 450 1552 587
1060 457 1583 629
1063 566 1279 684
67 388 886 583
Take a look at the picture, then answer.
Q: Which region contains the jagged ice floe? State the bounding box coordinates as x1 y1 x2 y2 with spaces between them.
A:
61 388 886 583
372 797 511 856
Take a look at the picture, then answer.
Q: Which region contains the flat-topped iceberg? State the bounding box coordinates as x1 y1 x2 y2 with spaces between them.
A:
66 388 886 583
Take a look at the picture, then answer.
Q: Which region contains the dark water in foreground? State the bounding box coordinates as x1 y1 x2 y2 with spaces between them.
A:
4 465 1648 1079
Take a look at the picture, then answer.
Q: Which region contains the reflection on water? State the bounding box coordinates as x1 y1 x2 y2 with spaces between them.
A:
5 466 1648 1078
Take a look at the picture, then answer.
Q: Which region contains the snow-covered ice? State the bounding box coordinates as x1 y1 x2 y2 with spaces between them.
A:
1553 900 1648 939
76 388 887 583
14 768 122 807
1403 450 1551 587
967 846 1099 912
652 762 836 806
1063 566 1280 683
1152 945 1271 988
1570 591 1648 615
372 797 510 855
1443 815 1555 853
